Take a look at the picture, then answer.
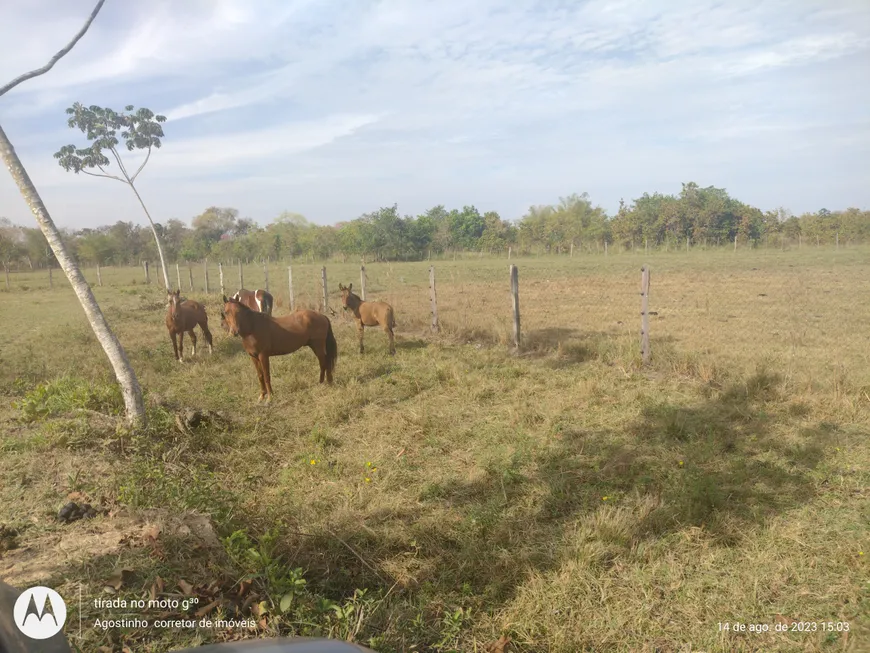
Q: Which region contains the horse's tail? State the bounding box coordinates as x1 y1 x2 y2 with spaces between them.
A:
325 319 338 374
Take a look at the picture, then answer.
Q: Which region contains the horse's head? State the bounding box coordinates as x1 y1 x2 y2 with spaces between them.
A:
338 283 358 310
167 289 183 321
221 294 245 336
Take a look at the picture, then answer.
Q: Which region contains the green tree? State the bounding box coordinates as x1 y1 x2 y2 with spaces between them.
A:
54 102 171 289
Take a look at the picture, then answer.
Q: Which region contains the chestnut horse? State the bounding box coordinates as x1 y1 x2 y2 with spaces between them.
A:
231 288 274 316
166 289 214 362
221 295 337 402
338 283 396 355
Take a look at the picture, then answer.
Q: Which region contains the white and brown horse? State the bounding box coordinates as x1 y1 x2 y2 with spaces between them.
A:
231 288 274 316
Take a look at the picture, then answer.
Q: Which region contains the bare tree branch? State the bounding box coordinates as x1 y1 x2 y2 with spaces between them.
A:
82 169 125 183
0 0 107 98
130 145 152 183
109 146 132 181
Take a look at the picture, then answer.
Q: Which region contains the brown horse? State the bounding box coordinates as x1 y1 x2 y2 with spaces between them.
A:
231 288 274 316
338 283 396 355
166 289 214 362
221 295 337 402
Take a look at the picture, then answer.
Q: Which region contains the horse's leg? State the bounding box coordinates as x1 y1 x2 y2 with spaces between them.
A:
201 320 214 354
251 355 266 403
188 328 197 357
313 343 327 383
170 330 180 361
259 354 272 403
384 321 396 355
357 319 365 354
178 331 185 362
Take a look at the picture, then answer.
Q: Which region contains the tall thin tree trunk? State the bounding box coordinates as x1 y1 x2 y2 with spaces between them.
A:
0 123 146 426
128 181 170 289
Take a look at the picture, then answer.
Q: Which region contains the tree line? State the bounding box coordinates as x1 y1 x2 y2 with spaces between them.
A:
2 182 868 269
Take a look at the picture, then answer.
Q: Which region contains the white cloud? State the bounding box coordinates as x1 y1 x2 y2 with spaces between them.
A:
1 0 869 229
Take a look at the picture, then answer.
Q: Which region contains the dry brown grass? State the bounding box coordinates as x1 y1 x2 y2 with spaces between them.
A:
0 246 867 652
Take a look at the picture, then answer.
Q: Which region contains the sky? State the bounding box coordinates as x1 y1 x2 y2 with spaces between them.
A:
0 0 869 230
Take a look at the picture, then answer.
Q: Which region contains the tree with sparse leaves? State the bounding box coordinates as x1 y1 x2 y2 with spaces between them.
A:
55 102 172 289
0 0 147 427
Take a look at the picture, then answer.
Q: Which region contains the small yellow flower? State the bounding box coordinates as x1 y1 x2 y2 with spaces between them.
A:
310 459 317 465
602 496 609 501
860 551 865 556
679 461 684 466
365 477 371 483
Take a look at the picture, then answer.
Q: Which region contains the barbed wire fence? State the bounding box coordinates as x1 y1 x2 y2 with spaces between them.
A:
0 244 850 378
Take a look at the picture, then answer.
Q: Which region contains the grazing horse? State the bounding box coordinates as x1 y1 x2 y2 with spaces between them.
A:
231 288 274 316
166 289 214 362
221 295 337 403
338 283 396 355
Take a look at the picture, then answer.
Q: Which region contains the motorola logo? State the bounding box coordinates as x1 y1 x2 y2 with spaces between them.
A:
13 586 67 640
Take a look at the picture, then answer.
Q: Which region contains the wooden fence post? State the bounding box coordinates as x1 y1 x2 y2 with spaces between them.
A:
645 237 648 255
734 235 738 252
799 233 802 249
238 260 243 291
429 265 439 333
360 265 367 301
187 265 194 292
48 266 53 289
836 232 839 250
263 261 269 292
96 263 102 287
143 260 150 284
175 263 182 290
203 259 209 294
641 265 651 365
508 246 512 260
570 242 574 258
219 262 225 297
321 266 328 313
3 264 8 291
510 264 520 350
686 236 690 253
605 241 608 256
288 266 295 311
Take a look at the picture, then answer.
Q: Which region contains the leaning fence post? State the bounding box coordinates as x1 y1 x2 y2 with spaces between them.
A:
187 265 194 292
143 260 150 284
429 265 439 332
321 266 328 313
219 262 225 297
510 264 520 350
287 266 295 311
360 265 367 300
641 265 651 365
175 263 182 290
203 259 210 294
96 263 103 287
3 264 9 291
263 261 269 292
238 259 243 290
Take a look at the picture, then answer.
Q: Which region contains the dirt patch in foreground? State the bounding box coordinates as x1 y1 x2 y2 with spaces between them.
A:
0 509 221 588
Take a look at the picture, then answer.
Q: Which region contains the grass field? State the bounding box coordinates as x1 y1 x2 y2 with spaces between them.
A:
1 247 868 652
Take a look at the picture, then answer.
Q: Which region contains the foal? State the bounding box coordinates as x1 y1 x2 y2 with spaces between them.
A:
221 295 337 403
231 288 274 316
166 289 214 362
338 283 396 355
